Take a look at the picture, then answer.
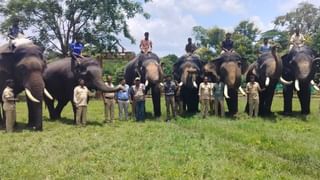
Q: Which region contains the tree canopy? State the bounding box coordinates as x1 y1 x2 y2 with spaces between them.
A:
0 0 151 56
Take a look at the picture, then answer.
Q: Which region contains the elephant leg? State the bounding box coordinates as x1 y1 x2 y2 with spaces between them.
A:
27 99 43 131
226 89 238 115
283 84 294 115
54 100 69 119
298 84 311 115
263 83 277 116
44 96 56 119
151 85 161 117
72 103 77 124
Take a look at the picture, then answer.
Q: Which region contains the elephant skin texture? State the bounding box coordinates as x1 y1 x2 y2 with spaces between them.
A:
44 57 119 121
0 44 46 130
124 53 163 117
173 55 204 113
281 46 320 115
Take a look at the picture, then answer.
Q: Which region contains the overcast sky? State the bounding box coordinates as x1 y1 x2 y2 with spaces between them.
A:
121 0 320 57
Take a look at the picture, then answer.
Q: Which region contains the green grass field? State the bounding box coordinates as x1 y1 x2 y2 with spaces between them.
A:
1 96 320 179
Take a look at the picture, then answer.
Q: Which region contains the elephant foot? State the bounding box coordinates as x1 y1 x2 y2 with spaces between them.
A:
282 111 292 116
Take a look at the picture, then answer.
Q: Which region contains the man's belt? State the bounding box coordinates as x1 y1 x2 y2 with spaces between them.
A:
104 96 114 99
118 99 129 101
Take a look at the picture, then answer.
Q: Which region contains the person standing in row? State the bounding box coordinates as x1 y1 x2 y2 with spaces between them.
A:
246 75 262 117
131 77 146 122
199 76 212 118
2 79 17 132
73 79 89 126
116 78 130 121
103 75 115 123
213 79 225 117
163 75 176 121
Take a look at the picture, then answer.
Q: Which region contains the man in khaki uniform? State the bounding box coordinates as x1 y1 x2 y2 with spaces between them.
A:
246 75 262 117
103 75 115 123
73 79 89 126
2 79 17 132
198 76 212 118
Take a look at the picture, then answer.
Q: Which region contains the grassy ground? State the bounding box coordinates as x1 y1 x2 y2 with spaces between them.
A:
0 96 320 179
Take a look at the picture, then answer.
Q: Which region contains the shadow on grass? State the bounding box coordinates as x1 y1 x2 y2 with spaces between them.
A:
44 117 104 126
277 111 309 121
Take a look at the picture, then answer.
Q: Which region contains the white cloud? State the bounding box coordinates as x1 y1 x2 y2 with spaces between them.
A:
122 0 247 56
122 0 198 56
277 0 320 13
249 16 274 32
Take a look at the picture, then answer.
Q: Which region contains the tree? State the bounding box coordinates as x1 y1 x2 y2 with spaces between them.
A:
0 0 151 56
192 26 208 47
261 29 289 53
274 2 320 35
234 21 260 41
160 54 178 76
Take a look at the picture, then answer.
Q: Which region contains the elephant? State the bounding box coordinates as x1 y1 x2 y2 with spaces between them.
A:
0 41 49 130
245 47 292 115
44 57 120 121
124 53 163 117
173 55 204 113
281 46 320 115
204 52 247 116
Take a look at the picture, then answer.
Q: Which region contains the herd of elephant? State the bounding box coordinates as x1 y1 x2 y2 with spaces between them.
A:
0 40 319 131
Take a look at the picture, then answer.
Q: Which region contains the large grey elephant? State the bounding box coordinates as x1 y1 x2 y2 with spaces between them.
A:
173 55 204 113
0 42 49 130
281 46 320 115
124 53 163 117
44 57 120 121
204 52 247 116
245 47 291 115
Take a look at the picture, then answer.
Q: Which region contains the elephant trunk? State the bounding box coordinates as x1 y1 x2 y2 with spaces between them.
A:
94 80 119 92
24 72 45 130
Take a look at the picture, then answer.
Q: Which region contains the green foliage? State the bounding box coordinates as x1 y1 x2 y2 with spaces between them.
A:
234 21 260 41
160 54 178 76
274 2 320 35
1 98 320 179
261 29 289 53
102 59 128 83
232 33 257 63
312 31 320 55
195 47 216 62
0 0 150 56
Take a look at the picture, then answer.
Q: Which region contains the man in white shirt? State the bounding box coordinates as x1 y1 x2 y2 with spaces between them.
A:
103 75 115 123
73 79 89 126
289 29 305 51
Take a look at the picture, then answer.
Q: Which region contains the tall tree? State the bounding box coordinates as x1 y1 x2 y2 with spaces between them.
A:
234 21 260 41
274 2 320 35
0 0 150 56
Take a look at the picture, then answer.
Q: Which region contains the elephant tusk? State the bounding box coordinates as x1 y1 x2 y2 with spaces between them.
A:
265 77 270 87
25 88 40 103
239 86 246 96
295 79 300 91
224 84 230 99
44 88 53 100
145 80 149 87
311 80 320 91
159 83 164 87
193 81 198 88
179 82 183 87
280 77 293 85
